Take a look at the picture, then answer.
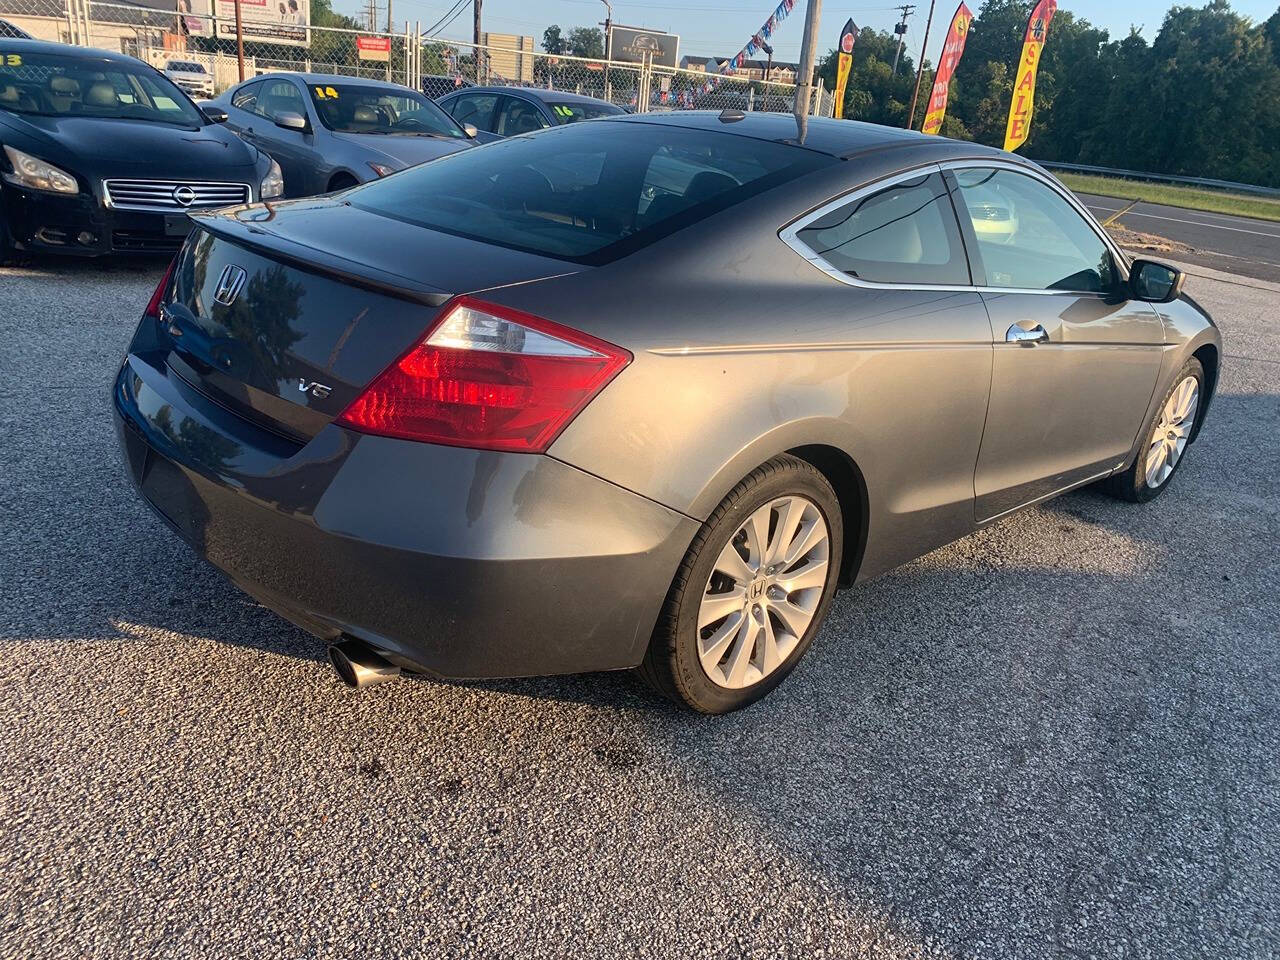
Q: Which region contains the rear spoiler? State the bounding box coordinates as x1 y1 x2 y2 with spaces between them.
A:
190 207 454 308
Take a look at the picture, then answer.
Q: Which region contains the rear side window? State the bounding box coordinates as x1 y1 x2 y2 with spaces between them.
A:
231 80 262 110
792 172 969 285
349 122 836 264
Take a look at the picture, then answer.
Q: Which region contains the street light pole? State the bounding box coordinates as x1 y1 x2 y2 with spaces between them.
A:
793 0 822 140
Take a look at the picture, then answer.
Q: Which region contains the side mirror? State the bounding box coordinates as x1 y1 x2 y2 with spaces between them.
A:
463 122 479 138
1129 259 1186 304
273 111 308 132
200 104 228 124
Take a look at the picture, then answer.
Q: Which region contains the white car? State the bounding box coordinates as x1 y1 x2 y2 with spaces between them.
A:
162 59 214 98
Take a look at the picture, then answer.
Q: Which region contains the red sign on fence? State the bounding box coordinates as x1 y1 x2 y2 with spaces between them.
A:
356 36 391 62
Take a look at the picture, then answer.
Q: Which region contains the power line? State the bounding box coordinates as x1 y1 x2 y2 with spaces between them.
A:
423 0 470 34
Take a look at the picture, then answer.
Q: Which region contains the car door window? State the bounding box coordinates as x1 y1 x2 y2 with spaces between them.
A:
447 93 498 131
252 78 304 122
952 167 1117 292
231 79 263 111
495 96 548 136
792 172 970 285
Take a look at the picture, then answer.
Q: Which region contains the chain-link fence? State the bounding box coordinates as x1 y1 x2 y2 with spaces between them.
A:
2 0 830 115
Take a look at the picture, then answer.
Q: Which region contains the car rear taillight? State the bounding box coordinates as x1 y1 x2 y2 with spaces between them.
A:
337 297 631 453
144 256 178 320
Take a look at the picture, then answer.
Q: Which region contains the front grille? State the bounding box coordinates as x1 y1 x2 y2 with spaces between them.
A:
103 179 250 213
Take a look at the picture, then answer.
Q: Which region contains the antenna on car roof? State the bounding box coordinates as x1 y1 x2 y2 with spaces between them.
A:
718 109 746 123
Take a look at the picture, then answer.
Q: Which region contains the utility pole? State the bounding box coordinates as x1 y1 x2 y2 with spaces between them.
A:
890 4 913 75
233 0 245 82
600 0 611 102
793 0 822 140
473 0 484 82
906 0 935 129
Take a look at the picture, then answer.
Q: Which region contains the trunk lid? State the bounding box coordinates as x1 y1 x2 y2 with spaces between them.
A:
160 201 579 442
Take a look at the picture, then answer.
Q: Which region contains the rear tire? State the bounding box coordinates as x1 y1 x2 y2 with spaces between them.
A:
638 455 843 714
1103 357 1204 503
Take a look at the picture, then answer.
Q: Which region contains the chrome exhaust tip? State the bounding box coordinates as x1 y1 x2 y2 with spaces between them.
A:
327 638 400 689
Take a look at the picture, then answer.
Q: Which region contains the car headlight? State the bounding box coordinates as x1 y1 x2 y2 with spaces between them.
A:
368 162 398 178
260 157 283 199
2 145 79 195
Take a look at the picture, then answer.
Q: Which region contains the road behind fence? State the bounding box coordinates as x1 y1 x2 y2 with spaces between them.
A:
3 0 832 116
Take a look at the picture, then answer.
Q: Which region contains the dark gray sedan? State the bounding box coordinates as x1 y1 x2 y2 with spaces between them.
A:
436 85 624 137
207 73 476 197
113 112 1220 713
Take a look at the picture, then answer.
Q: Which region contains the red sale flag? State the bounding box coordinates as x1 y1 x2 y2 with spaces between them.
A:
921 3 973 136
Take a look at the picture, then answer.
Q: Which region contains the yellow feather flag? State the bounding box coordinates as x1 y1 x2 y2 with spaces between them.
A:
833 19 857 120
1004 0 1057 152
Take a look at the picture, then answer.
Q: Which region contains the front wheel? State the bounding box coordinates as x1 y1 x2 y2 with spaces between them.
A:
1104 357 1204 503
638 455 843 714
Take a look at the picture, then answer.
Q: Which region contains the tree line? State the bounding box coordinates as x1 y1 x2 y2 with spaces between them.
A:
816 0 1280 187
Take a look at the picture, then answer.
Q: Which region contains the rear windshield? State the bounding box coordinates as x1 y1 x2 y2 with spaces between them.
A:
349 121 835 263
547 100 623 123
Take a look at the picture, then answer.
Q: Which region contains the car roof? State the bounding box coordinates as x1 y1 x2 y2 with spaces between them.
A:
606 110 1010 161
0 37 144 65
444 86 618 106
242 72 416 90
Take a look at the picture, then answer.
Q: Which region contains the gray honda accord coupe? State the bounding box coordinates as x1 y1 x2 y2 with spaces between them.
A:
113 112 1221 713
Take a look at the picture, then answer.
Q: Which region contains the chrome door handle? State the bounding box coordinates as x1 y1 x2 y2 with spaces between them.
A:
1006 323 1050 345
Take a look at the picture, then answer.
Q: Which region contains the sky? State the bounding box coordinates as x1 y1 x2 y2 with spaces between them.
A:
354 0 1278 68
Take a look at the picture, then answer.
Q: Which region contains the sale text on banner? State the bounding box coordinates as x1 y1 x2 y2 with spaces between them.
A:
1003 0 1057 152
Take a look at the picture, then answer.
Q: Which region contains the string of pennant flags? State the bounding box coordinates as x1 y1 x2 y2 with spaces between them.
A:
664 0 798 106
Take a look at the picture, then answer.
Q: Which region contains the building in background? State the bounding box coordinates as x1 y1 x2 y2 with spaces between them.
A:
679 53 796 83
480 32 535 84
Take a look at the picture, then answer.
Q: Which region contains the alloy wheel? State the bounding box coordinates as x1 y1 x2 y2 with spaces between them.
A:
696 496 830 690
1145 375 1199 489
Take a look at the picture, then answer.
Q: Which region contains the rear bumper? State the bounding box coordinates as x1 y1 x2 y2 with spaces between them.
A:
113 353 697 678
3 183 188 256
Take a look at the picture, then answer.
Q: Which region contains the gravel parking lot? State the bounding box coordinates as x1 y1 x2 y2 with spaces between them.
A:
1 257 1277 959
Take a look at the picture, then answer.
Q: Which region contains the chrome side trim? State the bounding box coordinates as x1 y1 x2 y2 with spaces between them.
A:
978 468 1114 525
777 156 1131 297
